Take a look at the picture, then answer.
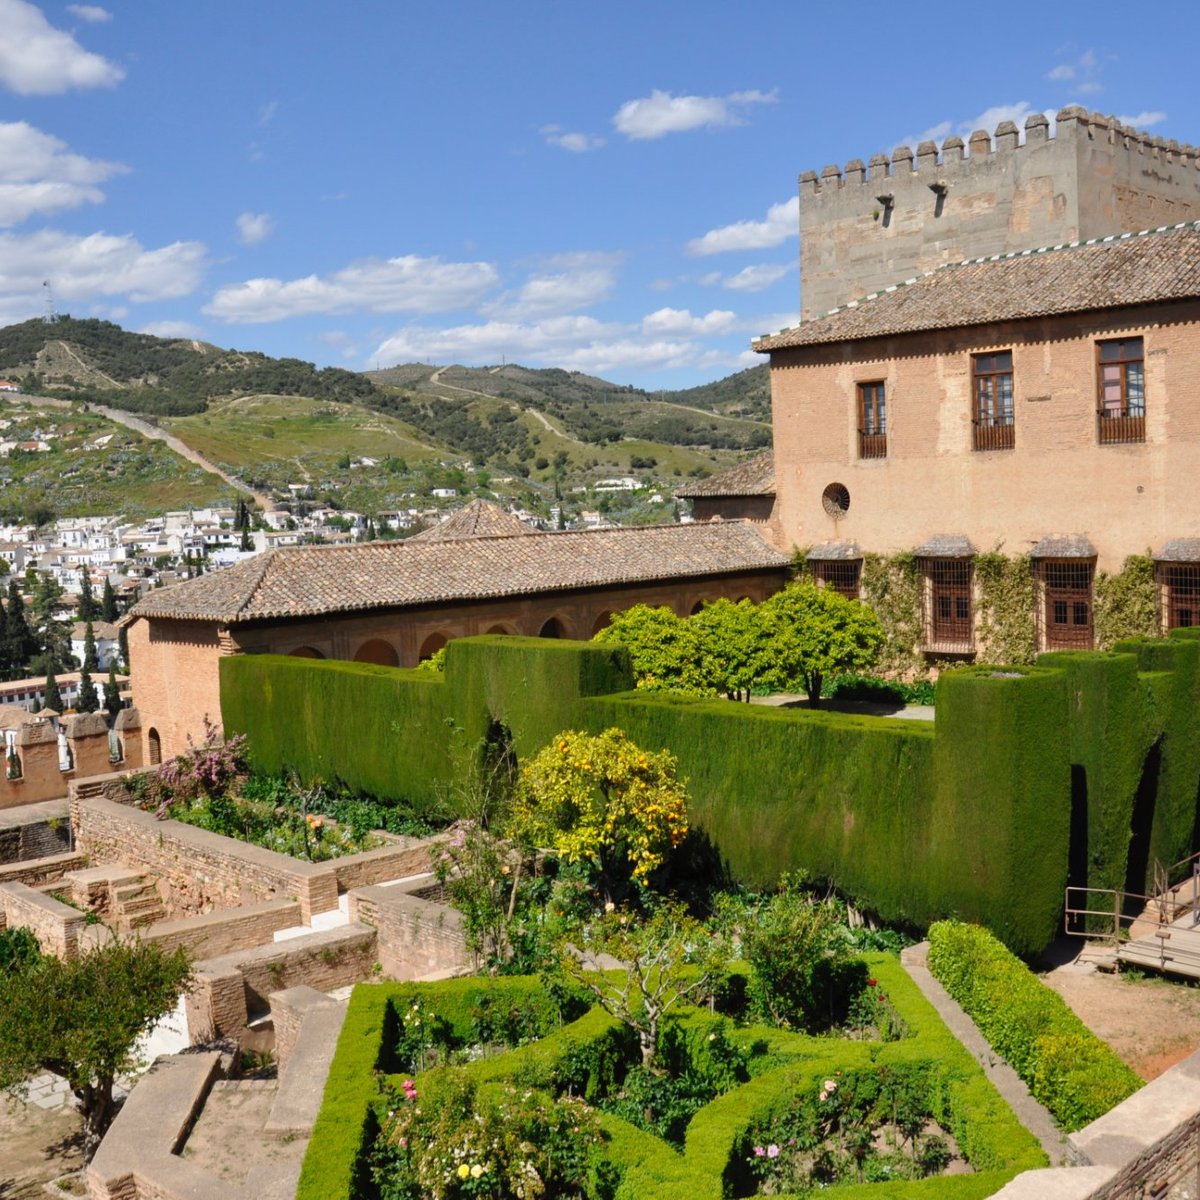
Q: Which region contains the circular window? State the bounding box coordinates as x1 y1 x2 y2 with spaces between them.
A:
822 483 850 519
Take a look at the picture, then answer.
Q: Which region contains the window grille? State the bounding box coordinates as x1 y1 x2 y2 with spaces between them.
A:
1159 562 1200 631
812 559 862 601
972 350 1015 451
857 381 887 459
921 558 974 651
1097 338 1145 445
1038 560 1094 649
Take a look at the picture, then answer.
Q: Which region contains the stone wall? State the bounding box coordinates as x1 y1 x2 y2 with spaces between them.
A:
0 800 72 863
0 714 124 812
348 881 471 978
799 108 1200 319
185 923 376 1041
0 851 86 888
142 898 303 960
269 984 340 1072
329 837 440 893
0 881 86 957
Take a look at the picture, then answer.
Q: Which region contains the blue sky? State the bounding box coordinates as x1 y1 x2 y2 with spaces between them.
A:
0 1 1191 388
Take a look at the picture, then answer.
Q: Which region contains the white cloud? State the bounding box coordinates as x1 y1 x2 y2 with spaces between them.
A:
641 307 736 336
539 124 604 153
1047 64 1075 82
483 251 622 319
1115 111 1167 130
139 319 204 339
685 197 799 256
258 100 278 127
67 4 110 20
898 103 1055 152
1047 48 1102 94
0 229 207 326
0 121 127 226
721 263 791 292
235 211 275 246
0 0 124 95
613 88 777 141
205 254 499 323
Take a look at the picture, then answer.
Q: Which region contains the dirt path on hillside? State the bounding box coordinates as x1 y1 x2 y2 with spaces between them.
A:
428 368 582 443
15 392 275 511
1042 959 1200 1079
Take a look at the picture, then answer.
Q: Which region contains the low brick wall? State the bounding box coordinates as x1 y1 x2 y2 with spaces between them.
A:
269 984 340 1072
72 793 339 921
348 881 471 978
142 898 303 960
329 836 439 893
0 799 72 863
0 850 85 888
0 880 86 957
185 923 377 1041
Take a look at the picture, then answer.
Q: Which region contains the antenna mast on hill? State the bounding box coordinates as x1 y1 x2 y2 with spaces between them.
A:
42 281 60 325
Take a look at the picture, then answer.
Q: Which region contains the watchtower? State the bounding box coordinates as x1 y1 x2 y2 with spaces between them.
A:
799 106 1200 319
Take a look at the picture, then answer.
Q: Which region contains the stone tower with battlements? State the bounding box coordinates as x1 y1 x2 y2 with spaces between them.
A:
799 106 1200 319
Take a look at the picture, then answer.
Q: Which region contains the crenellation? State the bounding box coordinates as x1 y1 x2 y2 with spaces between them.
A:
916 140 939 169
868 151 891 178
942 135 965 163
995 120 1020 152
892 145 914 173
968 128 992 156
843 158 866 184
1024 112 1050 142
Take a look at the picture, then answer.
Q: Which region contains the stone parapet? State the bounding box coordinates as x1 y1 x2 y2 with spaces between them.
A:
0 880 86 957
349 881 471 978
142 898 304 961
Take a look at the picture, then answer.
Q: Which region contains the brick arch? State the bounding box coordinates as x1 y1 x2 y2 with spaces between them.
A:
419 632 450 662
591 611 614 636
485 623 516 635
538 616 565 639
690 599 708 615
353 638 399 667
147 727 161 766
289 645 324 659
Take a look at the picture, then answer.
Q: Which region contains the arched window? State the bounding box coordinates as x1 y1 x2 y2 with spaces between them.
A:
147 728 162 766
353 638 399 667
418 632 449 662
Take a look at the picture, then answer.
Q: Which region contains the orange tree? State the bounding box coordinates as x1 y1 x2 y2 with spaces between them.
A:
512 727 689 903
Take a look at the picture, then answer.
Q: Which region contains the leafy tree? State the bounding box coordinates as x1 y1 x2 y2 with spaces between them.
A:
42 667 62 714
0 939 191 1154
3 579 35 677
104 663 122 721
758 581 885 705
691 597 771 701
593 605 713 696
100 577 119 623
30 572 73 671
77 570 97 621
513 728 689 901
0 928 40 977
561 902 726 1065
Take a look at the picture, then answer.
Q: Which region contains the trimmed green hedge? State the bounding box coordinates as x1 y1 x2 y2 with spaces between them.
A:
926 921 1142 1131
299 955 1046 1200
220 654 451 806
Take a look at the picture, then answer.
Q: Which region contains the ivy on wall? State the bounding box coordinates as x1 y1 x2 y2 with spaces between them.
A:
1095 555 1159 649
859 552 923 676
975 553 1037 666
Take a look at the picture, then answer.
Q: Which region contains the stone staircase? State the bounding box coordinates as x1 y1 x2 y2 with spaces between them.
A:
111 876 167 930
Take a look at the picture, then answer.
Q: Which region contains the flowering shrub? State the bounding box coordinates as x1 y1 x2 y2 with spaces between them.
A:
745 1065 958 1194
154 717 249 816
846 975 911 1042
371 1068 602 1199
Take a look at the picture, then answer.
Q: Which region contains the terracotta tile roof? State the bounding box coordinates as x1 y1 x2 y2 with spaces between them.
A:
409 499 537 541
1030 535 1096 559
675 452 775 498
1156 539 1200 563
129 522 790 625
754 221 1200 352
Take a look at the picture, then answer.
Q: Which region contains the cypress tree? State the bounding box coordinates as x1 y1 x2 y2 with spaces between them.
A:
101 577 118 623
82 621 98 672
118 623 129 667
104 664 122 722
43 668 62 714
4 578 35 676
240 524 252 552
77 571 97 621
77 665 99 713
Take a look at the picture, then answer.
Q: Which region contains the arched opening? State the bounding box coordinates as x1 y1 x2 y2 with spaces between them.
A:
591 611 614 636
147 727 161 766
289 645 324 659
354 638 399 667
485 623 515 635
737 595 753 604
539 617 563 639
690 599 708 615
418 632 449 662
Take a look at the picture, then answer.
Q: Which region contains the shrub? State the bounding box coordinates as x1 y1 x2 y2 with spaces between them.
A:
927 921 1141 1130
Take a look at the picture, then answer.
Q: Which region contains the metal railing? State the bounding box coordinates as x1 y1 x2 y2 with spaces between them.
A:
1098 413 1145 445
1064 851 1200 947
858 431 887 459
972 420 1015 451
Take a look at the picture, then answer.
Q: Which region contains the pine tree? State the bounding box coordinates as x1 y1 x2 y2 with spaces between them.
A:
42 668 62 715
77 571 97 621
101 578 118 624
104 664 122 722
76 665 99 713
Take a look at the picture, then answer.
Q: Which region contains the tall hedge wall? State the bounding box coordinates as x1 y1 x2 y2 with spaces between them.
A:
220 654 451 805
928 666 1070 953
